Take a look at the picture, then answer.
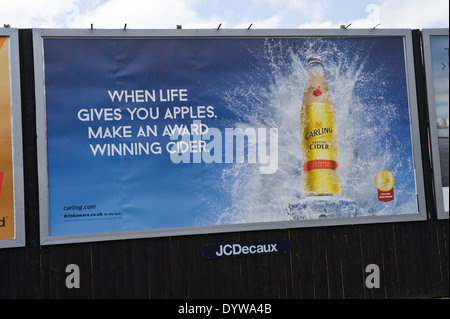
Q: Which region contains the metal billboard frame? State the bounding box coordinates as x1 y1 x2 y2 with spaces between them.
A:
33 28 427 245
0 28 25 249
422 28 449 220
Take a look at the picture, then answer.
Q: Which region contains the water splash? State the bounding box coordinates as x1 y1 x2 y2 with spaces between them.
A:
214 37 417 224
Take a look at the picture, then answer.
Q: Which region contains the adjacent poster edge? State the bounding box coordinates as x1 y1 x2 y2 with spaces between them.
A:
0 28 25 249
31 28 427 246
422 28 449 220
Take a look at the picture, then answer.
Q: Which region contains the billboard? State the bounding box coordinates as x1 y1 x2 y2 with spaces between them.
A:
422 29 449 219
33 29 426 245
0 29 25 248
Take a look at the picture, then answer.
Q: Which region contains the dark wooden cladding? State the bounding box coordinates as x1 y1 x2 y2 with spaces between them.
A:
0 29 448 299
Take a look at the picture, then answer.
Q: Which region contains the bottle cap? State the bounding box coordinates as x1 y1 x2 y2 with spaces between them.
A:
307 55 323 66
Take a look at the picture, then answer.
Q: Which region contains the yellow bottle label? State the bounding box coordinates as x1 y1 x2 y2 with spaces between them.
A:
300 102 341 196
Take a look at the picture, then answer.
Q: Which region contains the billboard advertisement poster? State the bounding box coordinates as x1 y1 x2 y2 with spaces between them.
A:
34 29 426 244
0 36 14 241
422 29 449 219
0 29 24 248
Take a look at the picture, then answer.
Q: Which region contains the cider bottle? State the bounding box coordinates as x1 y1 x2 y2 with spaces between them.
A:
300 56 341 196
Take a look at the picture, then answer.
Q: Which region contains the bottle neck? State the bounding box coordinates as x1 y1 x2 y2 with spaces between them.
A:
308 62 324 73
306 55 324 70
308 61 322 68
303 61 332 105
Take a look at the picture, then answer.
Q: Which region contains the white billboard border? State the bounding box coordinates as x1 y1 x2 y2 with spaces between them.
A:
32 28 427 245
0 28 25 249
422 28 449 220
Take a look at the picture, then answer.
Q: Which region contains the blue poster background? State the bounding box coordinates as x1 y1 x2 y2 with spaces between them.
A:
43 36 419 236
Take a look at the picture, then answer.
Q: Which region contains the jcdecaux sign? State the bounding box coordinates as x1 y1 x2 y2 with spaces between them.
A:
201 239 290 259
